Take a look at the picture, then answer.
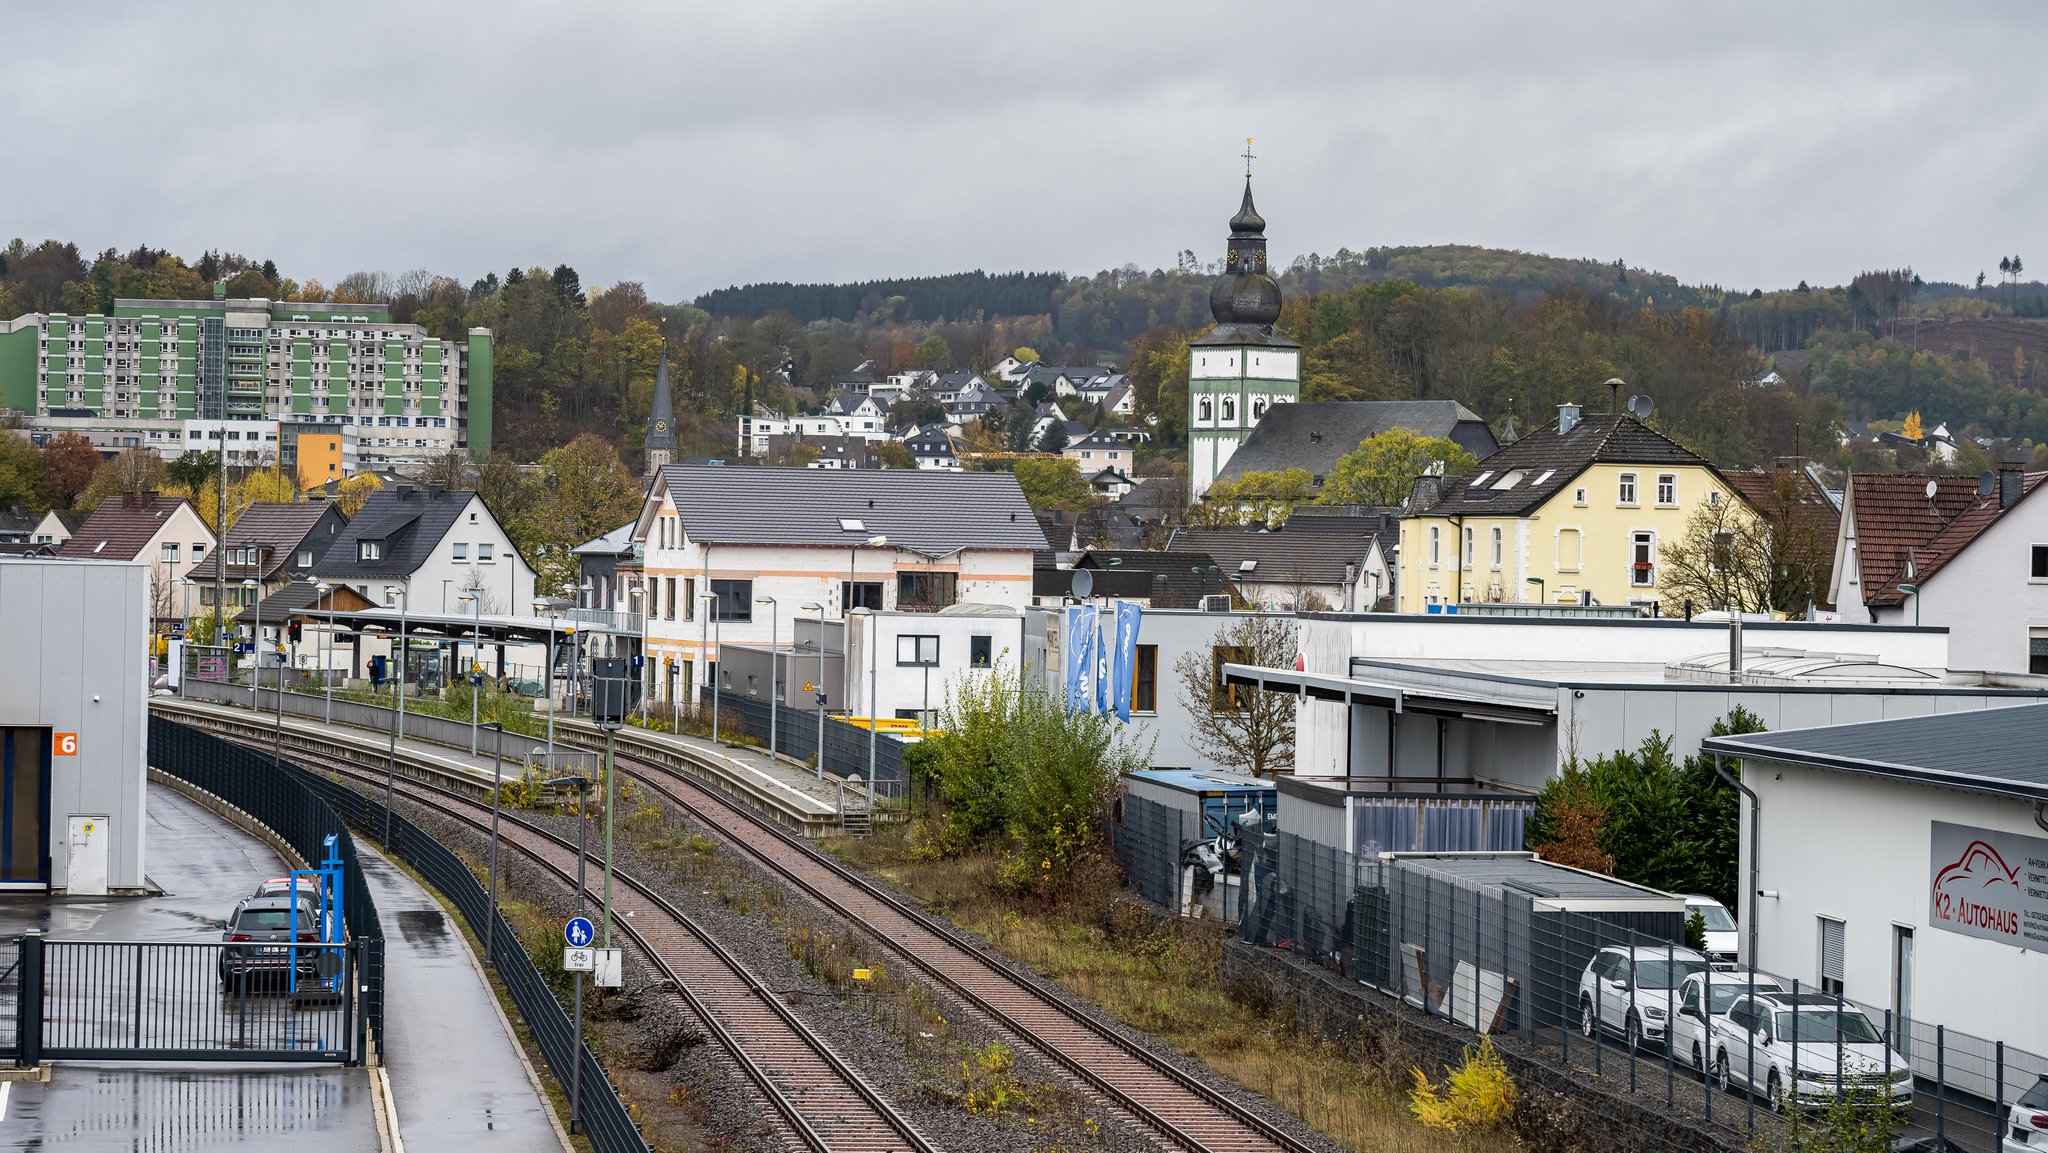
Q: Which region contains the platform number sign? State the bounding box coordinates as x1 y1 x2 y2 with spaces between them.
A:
55 732 78 756
564 916 595 948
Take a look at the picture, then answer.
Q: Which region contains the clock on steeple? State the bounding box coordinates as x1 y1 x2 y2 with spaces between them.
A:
644 347 679 480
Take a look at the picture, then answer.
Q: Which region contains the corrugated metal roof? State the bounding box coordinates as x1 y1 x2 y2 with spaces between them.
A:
1704 702 2048 802
657 464 1047 558
1387 852 1683 905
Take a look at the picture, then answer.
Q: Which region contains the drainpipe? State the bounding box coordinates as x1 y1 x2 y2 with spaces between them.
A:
1713 752 1761 965
2036 802 2048 836
1728 617 1743 684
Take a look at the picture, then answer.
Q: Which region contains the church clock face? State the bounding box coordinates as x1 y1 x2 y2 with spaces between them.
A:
654 418 668 433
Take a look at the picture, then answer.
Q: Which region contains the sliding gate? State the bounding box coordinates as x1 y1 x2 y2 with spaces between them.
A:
8 935 367 1065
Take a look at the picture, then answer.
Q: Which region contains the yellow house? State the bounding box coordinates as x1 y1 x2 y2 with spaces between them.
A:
1397 405 1747 612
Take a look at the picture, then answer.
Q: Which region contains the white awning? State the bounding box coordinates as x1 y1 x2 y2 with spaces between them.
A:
1220 663 1556 724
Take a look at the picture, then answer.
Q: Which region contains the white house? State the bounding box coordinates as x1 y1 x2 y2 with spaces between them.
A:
796 394 890 443
634 464 1049 705
901 425 961 470
738 409 795 456
1705 706 2048 1103
312 484 537 616
29 509 85 549
56 493 216 624
989 356 1034 385
1062 429 1132 473
1830 465 2048 673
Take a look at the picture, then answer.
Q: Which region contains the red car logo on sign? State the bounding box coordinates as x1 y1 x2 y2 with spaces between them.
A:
1931 840 2022 936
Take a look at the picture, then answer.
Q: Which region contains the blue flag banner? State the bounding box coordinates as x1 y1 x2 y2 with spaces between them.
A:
1064 605 1097 712
1094 609 1111 715
1112 600 1143 721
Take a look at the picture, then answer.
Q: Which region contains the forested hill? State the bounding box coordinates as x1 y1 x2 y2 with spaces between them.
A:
695 270 1066 324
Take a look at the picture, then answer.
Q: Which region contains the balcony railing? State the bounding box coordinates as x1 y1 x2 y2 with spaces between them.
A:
566 607 644 634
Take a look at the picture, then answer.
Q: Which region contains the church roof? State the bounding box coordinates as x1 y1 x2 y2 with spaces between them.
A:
1206 178 1284 330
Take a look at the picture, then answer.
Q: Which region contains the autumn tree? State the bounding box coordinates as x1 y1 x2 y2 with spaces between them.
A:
1173 613 1297 777
1658 476 1833 616
1317 429 1479 507
76 449 170 511
1190 468 1313 526
515 434 641 594
335 473 382 518
912 334 952 370
0 435 46 512
875 441 915 470
38 432 101 508
166 450 218 493
1012 458 1098 512
1527 763 1615 874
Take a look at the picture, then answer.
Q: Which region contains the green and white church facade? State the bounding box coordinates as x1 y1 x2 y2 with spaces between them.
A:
1187 178 1299 498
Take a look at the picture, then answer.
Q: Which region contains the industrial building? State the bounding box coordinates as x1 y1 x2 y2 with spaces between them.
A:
0 294 492 467
0 558 149 894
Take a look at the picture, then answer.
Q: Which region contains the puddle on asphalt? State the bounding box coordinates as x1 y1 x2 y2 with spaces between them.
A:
394 908 450 948
3 1066 372 1151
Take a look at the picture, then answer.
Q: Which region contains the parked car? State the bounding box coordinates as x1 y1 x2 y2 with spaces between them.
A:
251 876 320 902
1577 944 1709 1051
1896 1137 1971 1152
1712 991 1913 1113
1684 894 1739 967
2003 1074 2048 1151
218 896 321 989
1671 969 1786 1076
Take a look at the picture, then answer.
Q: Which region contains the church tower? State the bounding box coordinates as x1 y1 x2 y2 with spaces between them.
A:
644 346 678 481
1188 166 1300 498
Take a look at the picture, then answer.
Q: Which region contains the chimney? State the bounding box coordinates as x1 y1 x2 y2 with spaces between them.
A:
394 484 414 500
1999 459 2023 509
1557 403 1582 434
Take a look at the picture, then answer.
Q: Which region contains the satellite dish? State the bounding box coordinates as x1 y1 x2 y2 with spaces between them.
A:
1070 568 1094 600
1627 394 1655 420
1924 479 1939 500
1979 472 1997 497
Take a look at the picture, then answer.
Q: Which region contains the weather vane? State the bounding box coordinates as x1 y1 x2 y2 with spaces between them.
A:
1243 137 1256 178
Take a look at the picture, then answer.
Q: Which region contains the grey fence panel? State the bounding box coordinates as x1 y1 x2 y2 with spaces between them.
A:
709 688 907 790
1113 796 1186 909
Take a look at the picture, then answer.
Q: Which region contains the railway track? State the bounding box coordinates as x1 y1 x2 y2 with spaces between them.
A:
273 742 937 1153
604 748 1319 1153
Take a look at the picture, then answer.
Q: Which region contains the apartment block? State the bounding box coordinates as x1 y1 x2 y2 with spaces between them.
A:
0 295 492 468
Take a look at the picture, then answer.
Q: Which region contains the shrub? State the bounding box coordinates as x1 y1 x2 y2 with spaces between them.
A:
1409 1037 1516 1132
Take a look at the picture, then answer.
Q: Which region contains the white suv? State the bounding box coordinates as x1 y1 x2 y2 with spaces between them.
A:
2004 1074 2048 1150
1670 969 1785 1077
1712 991 1912 1113
1577 944 1709 1051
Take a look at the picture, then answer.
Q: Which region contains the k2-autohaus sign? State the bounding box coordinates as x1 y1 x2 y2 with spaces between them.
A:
1928 821 2048 950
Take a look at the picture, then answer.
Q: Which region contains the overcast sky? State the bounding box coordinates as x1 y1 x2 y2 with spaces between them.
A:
5 2 2042 303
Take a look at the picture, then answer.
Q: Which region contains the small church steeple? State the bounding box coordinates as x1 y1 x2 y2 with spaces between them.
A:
645 345 677 480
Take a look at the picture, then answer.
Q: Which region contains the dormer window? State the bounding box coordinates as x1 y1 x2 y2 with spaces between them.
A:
359 540 382 561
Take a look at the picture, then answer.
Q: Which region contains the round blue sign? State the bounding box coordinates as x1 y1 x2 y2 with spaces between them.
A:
563 916 595 948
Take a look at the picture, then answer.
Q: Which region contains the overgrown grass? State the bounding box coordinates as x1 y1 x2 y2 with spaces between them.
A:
827 831 1516 1153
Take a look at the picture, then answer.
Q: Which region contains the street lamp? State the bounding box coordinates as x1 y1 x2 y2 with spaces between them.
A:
801 600 825 779
484 720 505 962
458 589 484 755
552 771 594 1136
315 581 335 725
758 595 778 759
244 578 262 711
534 596 561 771
384 581 409 849
698 590 721 743
851 606 879 786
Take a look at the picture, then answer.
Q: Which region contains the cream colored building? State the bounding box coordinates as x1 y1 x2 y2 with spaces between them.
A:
1397 405 1747 613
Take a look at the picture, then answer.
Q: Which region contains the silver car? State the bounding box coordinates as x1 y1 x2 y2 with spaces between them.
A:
1713 991 1912 1112
1577 944 1709 1051
1670 969 1786 1077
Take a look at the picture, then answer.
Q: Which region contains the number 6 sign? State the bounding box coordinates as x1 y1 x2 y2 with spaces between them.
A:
55 732 78 756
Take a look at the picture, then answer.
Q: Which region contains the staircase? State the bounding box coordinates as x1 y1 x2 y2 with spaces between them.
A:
839 808 872 838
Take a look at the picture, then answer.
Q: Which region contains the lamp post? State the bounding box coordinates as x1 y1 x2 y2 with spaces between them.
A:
244 578 262 711
459 590 484 754
1898 582 1921 627
801 601 825 779
553 771 593 1136
484 720 504 962
535 597 560 771
698 591 721 743
384 581 408 849
316 581 336 725
868 607 879 783
577 579 594 716
758 595 778 759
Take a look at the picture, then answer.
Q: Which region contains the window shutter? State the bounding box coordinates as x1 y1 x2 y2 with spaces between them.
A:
1819 917 1846 985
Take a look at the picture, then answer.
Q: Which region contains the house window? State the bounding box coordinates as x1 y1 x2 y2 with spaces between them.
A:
478 543 494 562
682 577 695 621
1618 472 1639 505
1127 644 1158 712
359 540 381 561
897 635 939 666
1656 473 1677 505
1489 526 1503 569
2032 545 2048 580
1557 528 1583 572
2030 629 2048 674
1708 490 1722 507
1462 526 1474 567
1631 531 1656 586
1818 916 1846 997
452 542 467 560
709 579 752 621
842 581 884 612
192 543 205 561
160 543 179 564
1197 397 1213 422
1574 487 1588 506
897 571 957 609
1220 396 1236 422
1428 526 1441 566
665 576 678 621
1210 645 1248 712
969 635 993 668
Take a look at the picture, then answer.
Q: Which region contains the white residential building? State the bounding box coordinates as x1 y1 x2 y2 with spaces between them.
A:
312 484 536 617
633 464 1048 704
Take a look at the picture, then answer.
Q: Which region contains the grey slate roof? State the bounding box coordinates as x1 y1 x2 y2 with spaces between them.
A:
1216 401 1499 488
1703 703 2048 803
314 485 483 580
573 523 637 556
186 501 345 584
656 464 1047 558
1425 412 1714 518
1176 516 1388 586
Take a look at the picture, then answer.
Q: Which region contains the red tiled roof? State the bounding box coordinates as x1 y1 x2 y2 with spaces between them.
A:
56 493 201 561
1847 472 2045 607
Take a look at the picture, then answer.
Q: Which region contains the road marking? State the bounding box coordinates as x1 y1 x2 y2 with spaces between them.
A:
1 1079 12 1121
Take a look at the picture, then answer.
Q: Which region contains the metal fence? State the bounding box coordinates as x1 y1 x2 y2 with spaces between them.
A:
1111 795 1247 920
707 689 909 799
1235 838 2046 1152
